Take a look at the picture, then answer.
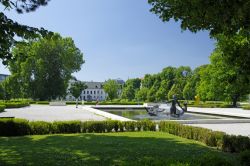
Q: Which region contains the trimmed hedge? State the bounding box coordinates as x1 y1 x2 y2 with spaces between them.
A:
242 105 250 110
0 119 155 136
0 102 30 108
159 121 224 147
159 121 250 153
239 150 250 166
0 105 5 112
0 119 249 153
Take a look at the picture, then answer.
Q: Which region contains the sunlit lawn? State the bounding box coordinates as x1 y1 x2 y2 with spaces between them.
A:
0 132 237 165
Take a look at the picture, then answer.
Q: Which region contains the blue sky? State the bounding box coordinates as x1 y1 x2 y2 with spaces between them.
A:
0 0 215 81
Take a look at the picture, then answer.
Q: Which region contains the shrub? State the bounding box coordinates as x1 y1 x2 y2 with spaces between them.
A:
222 135 250 153
29 121 52 135
158 121 225 147
242 105 250 110
53 121 81 134
0 102 30 108
239 150 250 166
0 105 5 112
0 118 30 136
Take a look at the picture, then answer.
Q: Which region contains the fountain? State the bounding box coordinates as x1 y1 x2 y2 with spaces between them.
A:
145 96 187 118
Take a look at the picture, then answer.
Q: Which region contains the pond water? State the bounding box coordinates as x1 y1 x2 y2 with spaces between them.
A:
100 109 223 121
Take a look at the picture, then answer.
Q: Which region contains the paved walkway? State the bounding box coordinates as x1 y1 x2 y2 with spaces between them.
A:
188 123 250 137
188 107 250 118
0 105 106 122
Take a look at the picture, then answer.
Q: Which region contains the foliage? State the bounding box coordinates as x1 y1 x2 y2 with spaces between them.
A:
242 105 250 110
121 78 141 101
197 47 250 106
0 0 51 64
103 79 119 101
4 34 84 100
68 81 87 100
148 0 250 36
0 101 29 108
135 87 149 102
222 135 250 153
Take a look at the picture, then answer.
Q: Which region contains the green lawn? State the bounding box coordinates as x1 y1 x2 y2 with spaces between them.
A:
0 132 237 166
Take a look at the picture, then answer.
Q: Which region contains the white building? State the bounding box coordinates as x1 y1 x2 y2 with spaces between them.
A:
66 79 124 101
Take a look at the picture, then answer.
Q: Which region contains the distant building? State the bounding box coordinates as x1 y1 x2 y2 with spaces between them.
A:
66 78 125 101
0 74 9 82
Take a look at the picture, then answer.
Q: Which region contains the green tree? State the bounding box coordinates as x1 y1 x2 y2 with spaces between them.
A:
0 0 51 64
103 79 119 101
183 65 207 100
121 85 135 101
168 84 183 100
69 81 87 108
198 48 250 106
155 80 168 101
135 87 149 102
121 78 141 101
148 0 250 36
148 0 250 79
6 33 84 100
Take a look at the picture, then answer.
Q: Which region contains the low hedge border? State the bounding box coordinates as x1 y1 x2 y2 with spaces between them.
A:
188 104 233 108
0 102 30 108
0 119 249 153
242 105 250 110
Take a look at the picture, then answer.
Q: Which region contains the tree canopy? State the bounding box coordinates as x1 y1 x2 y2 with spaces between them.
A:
148 0 250 36
4 33 84 100
103 79 120 101
0 0 51 64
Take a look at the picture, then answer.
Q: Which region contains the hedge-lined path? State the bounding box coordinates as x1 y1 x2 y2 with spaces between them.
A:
0 105 106 122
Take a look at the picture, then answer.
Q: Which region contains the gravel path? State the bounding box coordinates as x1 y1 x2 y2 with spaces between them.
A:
0 105 106 122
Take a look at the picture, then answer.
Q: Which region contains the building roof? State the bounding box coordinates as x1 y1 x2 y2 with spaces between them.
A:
84 81 103 89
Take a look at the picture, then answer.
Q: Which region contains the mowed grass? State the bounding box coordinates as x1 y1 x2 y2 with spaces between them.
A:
0 132 237 166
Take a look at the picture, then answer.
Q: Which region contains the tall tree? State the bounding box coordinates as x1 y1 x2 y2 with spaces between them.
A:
135 87 149 102
198 48 250 106
121 78 141 101
148 0 250 36
0 0 51 64
6 33 84 100
103 79 119 101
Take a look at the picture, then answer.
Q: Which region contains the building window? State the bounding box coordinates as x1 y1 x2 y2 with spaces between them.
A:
101 91 103 94
94 91 96 94
97 90 99 94
90 91 92 94
83 91 85 94
87 91 89 94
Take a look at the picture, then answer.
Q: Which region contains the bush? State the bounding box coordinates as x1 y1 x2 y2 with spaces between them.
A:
29 121 52 135
53 121 81 133
222 135 250 153
239 150 250 166
159 121 224 147
0 102 30 108
0 118 30 136
242 105 250 110
0 105 5 112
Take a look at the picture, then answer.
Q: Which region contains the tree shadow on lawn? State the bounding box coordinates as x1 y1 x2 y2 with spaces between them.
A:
0 132 237 166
